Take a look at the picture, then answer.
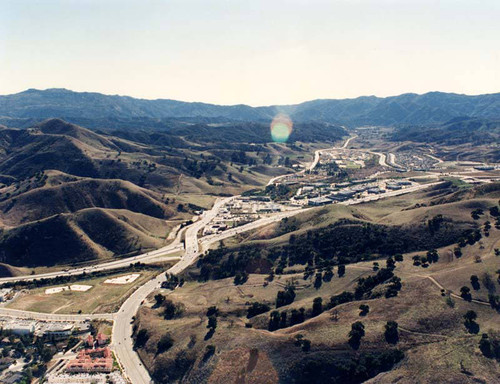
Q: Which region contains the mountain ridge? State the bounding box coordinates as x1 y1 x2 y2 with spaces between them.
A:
1 88 500 126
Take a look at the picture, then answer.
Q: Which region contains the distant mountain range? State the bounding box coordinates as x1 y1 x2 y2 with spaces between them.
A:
1 88 500 126
391 117 500 146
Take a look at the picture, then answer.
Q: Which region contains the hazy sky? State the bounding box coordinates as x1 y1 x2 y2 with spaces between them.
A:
1 0 499 106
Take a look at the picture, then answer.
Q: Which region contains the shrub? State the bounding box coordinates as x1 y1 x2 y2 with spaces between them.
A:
359 304 369 316
157 334 174 354
247 302 271 318
470 275 480 290
134 329 149 349
163 300 184 320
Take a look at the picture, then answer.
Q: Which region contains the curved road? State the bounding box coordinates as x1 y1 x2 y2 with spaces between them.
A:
266 135 357 186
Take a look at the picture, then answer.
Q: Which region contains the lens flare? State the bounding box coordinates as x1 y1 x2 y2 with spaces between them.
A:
270 114 293 143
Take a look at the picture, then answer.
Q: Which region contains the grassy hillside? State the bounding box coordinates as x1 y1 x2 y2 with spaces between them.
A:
0 208 175 266
0 178 175 226
0 118 339 269
132 183 500 383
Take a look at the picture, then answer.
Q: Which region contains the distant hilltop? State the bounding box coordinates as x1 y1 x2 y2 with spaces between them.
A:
0 88 499 126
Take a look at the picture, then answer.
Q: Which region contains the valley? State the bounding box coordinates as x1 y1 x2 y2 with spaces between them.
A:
2 1 500 382
0 92 499 384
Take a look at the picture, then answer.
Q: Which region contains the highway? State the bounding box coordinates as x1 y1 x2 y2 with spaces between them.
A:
341 181 444 205
200 208 306 250
168 196 236 275
0 236 184 284
112 196 237 384
266 135 357 186
0 307 115 321
367 150 388 167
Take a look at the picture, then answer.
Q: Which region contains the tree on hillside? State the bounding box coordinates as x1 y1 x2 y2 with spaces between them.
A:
154 293 165 307
234 271 248 285
426 249 439 263
247 302 271 319
312 297 323 317
163 300 184 320
384 321 399 344
207 315 217 331
323 267 334 282
276 286 296 308
460 286 472 301
479 333 493 358
338 265 346 277
348 321 365 350
206 306 219 317
314 272 323 289
359 304 369 316
279 311 287 328
471 209 484 220
157 333 174 354
268 311 280 331
463 310 479 334
386 257 396 270
134 329 149 349
470 275 480 290
490 206 500 217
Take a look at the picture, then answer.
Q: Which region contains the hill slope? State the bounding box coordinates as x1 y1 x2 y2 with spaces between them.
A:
0 208 173 266
0 178 174 227
392 117 500 145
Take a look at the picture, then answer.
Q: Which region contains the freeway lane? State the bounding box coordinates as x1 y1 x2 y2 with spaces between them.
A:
199 208 306 250
0 242 184 284
112 196 237 384
0 308 114 321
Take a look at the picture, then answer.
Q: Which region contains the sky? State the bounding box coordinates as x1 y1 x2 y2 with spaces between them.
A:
1 0 499 106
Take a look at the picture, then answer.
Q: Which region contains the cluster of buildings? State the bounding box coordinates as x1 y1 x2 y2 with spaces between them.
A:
66 347 113 374
86 333 109 348
0 318 89 339
203 197 285 235
302 179 414 206
390 151 439 171
317 149 369 170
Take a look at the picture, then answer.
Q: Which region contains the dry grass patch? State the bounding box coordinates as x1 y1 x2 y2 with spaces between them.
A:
7 269 161 314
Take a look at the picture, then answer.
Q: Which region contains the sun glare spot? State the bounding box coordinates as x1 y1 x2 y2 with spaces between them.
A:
270 114 293 143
